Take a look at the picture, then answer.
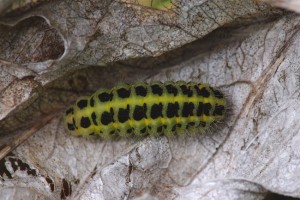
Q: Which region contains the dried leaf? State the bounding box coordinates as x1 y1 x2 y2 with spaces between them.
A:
262 0 300 14
1 0 299 200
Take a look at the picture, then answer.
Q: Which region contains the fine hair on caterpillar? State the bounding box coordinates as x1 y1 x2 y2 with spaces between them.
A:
64 81 227 139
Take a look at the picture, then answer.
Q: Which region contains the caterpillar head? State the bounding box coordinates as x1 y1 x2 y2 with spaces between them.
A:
64 96 95 137
64 105 78 136
64 94 117 138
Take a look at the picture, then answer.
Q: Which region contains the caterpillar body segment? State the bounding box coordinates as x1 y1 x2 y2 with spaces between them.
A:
64 81 227 138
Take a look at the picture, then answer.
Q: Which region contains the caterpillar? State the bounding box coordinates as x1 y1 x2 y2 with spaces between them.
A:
64 81 227 138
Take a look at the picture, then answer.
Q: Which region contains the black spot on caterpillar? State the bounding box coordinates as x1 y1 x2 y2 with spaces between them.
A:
64 81 227 138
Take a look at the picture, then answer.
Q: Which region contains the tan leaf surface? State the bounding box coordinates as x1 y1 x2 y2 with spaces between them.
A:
262 0 300 14
1 1 299 200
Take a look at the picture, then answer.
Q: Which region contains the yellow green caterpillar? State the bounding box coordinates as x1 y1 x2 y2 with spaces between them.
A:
64 81 227 138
